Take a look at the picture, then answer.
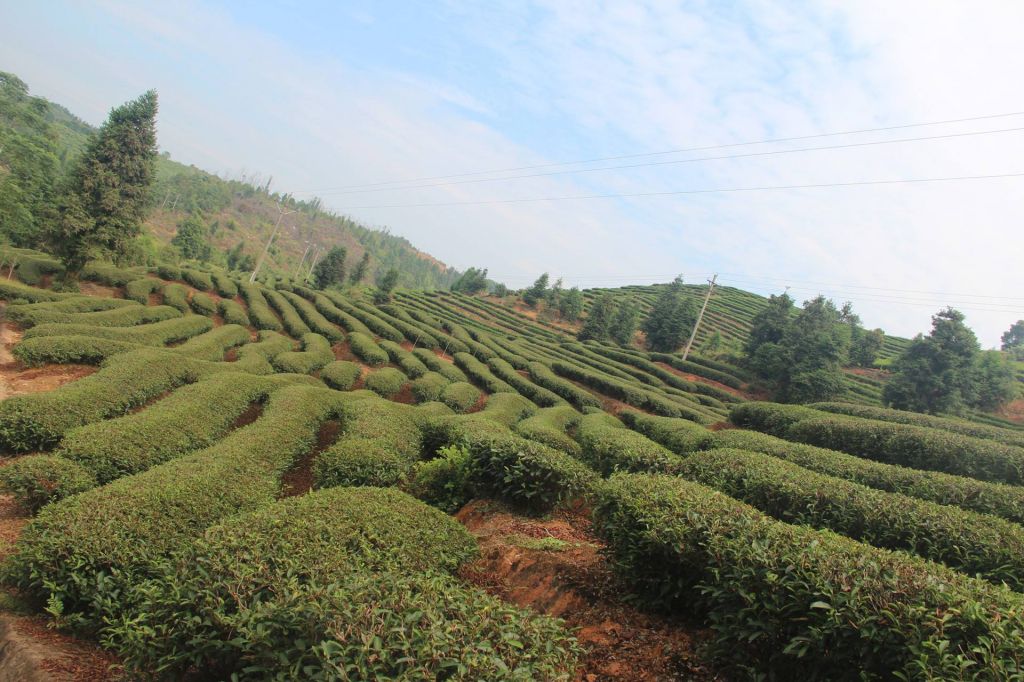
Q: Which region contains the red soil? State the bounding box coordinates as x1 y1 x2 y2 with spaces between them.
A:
391 383 415 404
996 399 1024 424
279 420 340 498
432 348 455 363
332 341 359 362
466 392 488 414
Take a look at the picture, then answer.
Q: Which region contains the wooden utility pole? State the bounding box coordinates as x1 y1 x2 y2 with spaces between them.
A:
681 274 717 361
250 202 298 283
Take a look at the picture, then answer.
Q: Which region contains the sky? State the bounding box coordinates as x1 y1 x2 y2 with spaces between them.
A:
2 0 1022 346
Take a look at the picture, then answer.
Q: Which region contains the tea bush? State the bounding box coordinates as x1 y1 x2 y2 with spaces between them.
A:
320 360 362 391
379 339 428 378
23 315 212 346
411 371 450 403
515 405 583 456
413 347 468 382
488 356 565 407
180 269 213 291
0 454 95 512
271 332 334 374
13 335 139 366
263 289 311 337
575 413 683 475
527 362 601 410
161 283 191 313
365 367 407 397
239 283 283 331
441 381 482 413
217 297 250 326
189 291 217 316
619 411 714 455
347 331 388 366
124 278 161 304
210 272 238 298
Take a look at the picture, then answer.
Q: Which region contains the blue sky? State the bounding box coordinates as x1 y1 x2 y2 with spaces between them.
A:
2 0 1023 345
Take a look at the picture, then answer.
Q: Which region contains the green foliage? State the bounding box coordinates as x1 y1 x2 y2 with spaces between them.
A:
189 290 216 316
551 360 689 418
312 439 409 488
124 277 160 303
577 293 615 342
349 251 370 284
217 297 250 326
347 331 389 366
609 300 640 346
156 263 180 280
379 339 428 377
320 360 361 391
23 314 211 346
527 361 601 410
171 214 211 261
0 454 95 513
451 266 489 294
487 356 565 407
373 267 399 304
0 279 69 303
559 286 584 321
161 282 189 312
641 276 696 353
850 327 884 367
271 332 333 374
441 381 482 412
618 410 714 455
972 350 1018 411
239 283 282 331
365 367 407 397
210 271 238 297
413 348 469 382
7 300 177 328
312 245 347 289
411 371 450 403
522 272 549 308
263 288 311 337
454 351 516 393
12 334 138 366
407 445 474 513
278 290 344 341
575 413 683 475
51 91 158 276
1002 320 1024 360
514 405 582 456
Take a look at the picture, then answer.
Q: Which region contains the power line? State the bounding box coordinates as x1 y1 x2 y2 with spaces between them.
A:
310 126 1024 196
295 110 1024 193
334 171 1024 210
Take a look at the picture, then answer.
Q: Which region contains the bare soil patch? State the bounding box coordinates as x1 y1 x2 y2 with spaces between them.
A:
278 420 340 498
76 282 122 299
432 348 455 363
230 401 264 430
332 341 358 362
466 392 488 414
391 383 415 404
996 399 1024 424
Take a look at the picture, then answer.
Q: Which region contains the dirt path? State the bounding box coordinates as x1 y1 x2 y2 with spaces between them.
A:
0 305 96 402
457 501 723 681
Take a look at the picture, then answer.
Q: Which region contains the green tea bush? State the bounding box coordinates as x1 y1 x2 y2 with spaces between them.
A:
271 332 334 374
477 391 536 426
312 439 409 488
217 297 250 326
411 371 450 403
7 302 179 329
320 360 362 391
418 414 511 457
371 304 442 348
365 367 407 397
210 272 238 298
379 339 428 377
347 331 388 366
239 283 282 331
124 278 161 304
156 264 180 281
515 405 583 456
649 353 744 388
454 352 515 393
13 334 140 366
81 262 143 287
24 316 212 347
338 397 422 460
0 280 69 303
161 283 191 313
527 361 601 410
264 289 311 337
413 347 468 381
180 268 213 291
593 473 1024 680
575 413 683 476
172 324 250 361
309 292 373 336
0 454 95 512
7 296 138 324
279 290 344 342
713 429 1024 525
106 488 575 680
488 356 565 407
728 401 823 436
552 361 692 419
442 381 482 412
678 448 1024 589
467 434 596 513
5 385 350 629
324 293 403 342
407 445 473 513
14 254 64 285
56 373 290 485
188 291 216 316
619 411 714 455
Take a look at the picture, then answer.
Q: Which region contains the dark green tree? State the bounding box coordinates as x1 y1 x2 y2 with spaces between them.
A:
850 328 885 367
312 246 347 289
545 277 563 309
642 277 696 352
50 90 159 277
226 241 254 272
451 267 489 294
373 267 400 304
609 300 640 346
972 350 1018 411
559 287 584 322
578 293 616 342
171 214 211 261
522 273 549 307
779 296 849 402
349 252 370 285
492 283 509 298
884 308 980 414
1002 320 1024 360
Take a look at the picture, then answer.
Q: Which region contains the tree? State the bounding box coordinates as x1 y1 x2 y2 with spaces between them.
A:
312 246 347 289
522 273 549 307
350 252 370 285
492 283 509 298
850 328 885 368
373 267 400 304
546 277 563 309
559 287 584 322
972 351 1018 411
609 300 640 346
578 293 616 342
1002 320 1024 360
642 277 696 352
451 267 489 295
171 214 211 261
779 296 849 402
226 241 254 272
884 308 980 414
50 90 159 277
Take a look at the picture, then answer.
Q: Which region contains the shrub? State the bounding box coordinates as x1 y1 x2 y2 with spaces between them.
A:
442 381 482 412
239 283 282 331
0 455 95 512
411 371 450 403
23 316 212 347
323 293 403 342
5 385 351 630
413 348 468 382
156 264 180 281
515 405 583 456
347 331 388 366
124 278 161 304
365 367 407 397
713 429 1024 526
320 360 361 391
477 392 536 426
161 283 190 313
527 362 601 410
552 361 693 419
594 473 1024 680
488 357 565 407
454 352 515 393
81 262 143 287
0 280 70 303
649 353 744 388
172 324 250 361
106 489 575 680
7 296 138 324
279 290 344 342
466 434 596 513
188 291 216 316
263 289 311 337
379 339 428 378
309 292 373 336
271 332 334 374
728 401 823 436
338 397 422 460
575 413 683 475
312 439 409 488
6 302 179 329
407 445 473 513
180 268 213 291
14 254 64 285
232 330 295 374
210 272 238 298
677 448 1024 589
619 411 714 455
13 335 139 366
217 298 250 326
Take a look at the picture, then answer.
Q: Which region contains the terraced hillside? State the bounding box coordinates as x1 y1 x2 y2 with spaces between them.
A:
1 253 1024 680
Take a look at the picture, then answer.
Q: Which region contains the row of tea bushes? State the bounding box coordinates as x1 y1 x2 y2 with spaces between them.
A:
515 405 583 456
527 361 601 411
23 315 213 346
279 290 344 342
7 301 179 328
239 283 283 331
487 356 565 407
575 413 683 476
348 331 389 366
271 332 334 374
413 348 468 382
217 297 250 326
454 352 516 394
263 289 311 337
379 339 429 378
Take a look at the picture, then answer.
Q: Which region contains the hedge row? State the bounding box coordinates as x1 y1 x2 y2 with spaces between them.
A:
379 339 428 378
442 381 482 413
365 367 408 398
210 272 238 298
263 289 311 337
161 283 191 313
232 330 295 374
124 278 161 304
181 268 213 292
454 352 515 394
551 361 700 420
515 405 582 456
0 280 68 303
12 335 139 366
348 331 388 366
5 385 352 630
320 360 362 391
649 352 744 389
372 303 441 348
475 392 536 426
239 283 283 331
11 253 63 285
575 413 683 476
729 402 827 436
527 362 601 411
7 296 138 324
23 315 213 346
677 448 1024 589
308 292 373 336
155 264 180 281
7 302 179 329
172 324 250 361
0 455 95 512
488 357 565 407
271 332 334 374
106 487 576 680
324 293 403 342
411 371 450 403
413 348 468 382
713 429 1024 526
593 473 1024 680
619 410 714 455
217 297 250 327
279 290 344 342
188 291 216 316
81 262 144 287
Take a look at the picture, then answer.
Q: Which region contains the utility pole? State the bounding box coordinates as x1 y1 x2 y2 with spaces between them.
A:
681 274 717 361
250 202 298 283
305 246 323 283
294 242 312 279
